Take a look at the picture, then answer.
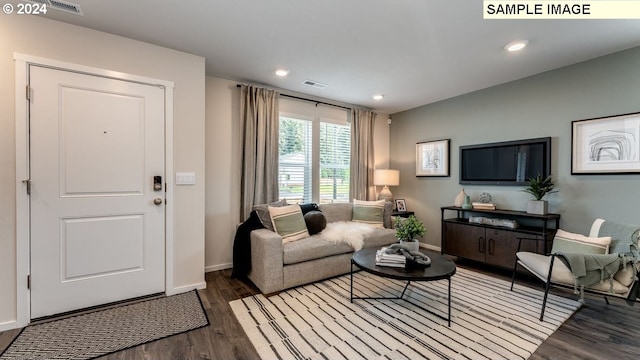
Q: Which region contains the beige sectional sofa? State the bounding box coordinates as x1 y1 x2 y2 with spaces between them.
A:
248 202 398 294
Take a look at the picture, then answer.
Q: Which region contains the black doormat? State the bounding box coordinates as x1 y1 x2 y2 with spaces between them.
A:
0 290 209 360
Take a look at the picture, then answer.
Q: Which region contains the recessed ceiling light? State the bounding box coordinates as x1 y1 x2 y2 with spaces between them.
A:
274 68 289 77
372 94 384 101
504 40 529 52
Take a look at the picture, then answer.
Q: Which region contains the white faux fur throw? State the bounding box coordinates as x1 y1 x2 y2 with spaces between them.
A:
313 221 377 250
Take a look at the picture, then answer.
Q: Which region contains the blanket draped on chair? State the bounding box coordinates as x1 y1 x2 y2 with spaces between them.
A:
555 252 620 300
599 220 640 304
556 220 640 302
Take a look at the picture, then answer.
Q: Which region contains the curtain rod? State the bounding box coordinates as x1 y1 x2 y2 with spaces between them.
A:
236 84 352 111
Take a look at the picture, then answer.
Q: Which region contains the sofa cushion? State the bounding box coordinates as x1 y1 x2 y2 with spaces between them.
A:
319 203 353 223
283 237 352 265
269 204 309 243
253 199 287 231
304 211 326 235
352 199 385 228
362 228 397 249
551 229 611 254
283 227 397 265
517 252 628 294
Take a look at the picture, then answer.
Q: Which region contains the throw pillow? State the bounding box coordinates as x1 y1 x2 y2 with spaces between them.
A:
551 229 612 254
383 201 393 229
269 204 310 243
253 199 287 231
299 203 320 215
304 210 326 235
352 199 385 228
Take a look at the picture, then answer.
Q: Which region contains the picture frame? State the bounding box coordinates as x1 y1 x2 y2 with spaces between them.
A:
395 199 407 212
572 112 640 174
416 139 450 177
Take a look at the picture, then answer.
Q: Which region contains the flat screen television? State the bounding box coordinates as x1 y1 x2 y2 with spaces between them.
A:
459 137 551 186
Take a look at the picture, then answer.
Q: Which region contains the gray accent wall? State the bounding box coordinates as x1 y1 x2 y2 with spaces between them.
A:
390 46 640 249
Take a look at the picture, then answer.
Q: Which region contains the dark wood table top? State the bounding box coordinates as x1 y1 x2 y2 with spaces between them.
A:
352 247 456 281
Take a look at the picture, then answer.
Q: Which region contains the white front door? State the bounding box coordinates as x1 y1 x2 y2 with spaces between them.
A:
29 65 166 319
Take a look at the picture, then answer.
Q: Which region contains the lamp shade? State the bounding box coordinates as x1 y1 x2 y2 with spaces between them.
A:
373 169 399 186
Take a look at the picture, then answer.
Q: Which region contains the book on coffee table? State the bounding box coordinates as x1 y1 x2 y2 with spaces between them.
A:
375 247 406 267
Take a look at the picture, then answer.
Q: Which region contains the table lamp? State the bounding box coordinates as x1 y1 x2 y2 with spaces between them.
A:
373 169 399 202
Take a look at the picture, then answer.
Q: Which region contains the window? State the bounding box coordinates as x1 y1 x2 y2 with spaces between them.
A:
278 99 350 204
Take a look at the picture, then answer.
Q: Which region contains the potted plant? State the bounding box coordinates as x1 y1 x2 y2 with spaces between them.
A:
395 215 426 251
523 174 557 214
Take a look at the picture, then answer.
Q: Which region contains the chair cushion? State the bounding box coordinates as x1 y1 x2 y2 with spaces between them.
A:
615 263 636 287
550 229 611 254
352 199 385 228
516 252 628 294
269 204 310 243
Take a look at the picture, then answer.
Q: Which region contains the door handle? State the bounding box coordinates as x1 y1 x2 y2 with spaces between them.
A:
479 236 485 253
153 198 163 205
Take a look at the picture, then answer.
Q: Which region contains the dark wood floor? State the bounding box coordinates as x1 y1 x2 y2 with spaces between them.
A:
1 262 639 360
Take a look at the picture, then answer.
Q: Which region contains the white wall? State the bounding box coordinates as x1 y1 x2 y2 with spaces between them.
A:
390 47 640 249
204 77 391 271
0 15 206 329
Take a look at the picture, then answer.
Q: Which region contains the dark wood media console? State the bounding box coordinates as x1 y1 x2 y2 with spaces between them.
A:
441 206 560 270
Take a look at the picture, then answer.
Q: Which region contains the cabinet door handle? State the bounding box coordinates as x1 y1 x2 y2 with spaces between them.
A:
479 236 485 253
488 238 494 255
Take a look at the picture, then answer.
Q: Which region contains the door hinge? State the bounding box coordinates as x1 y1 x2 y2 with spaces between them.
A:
26 85 31 100
22 179 31 195
27 275 31 289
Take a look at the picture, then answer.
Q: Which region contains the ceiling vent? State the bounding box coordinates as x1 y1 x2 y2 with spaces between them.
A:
28 0 84 15
302 79 328 89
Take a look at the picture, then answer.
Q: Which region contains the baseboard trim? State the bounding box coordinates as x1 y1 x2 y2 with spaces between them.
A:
0 320 18 332
205 263 232 273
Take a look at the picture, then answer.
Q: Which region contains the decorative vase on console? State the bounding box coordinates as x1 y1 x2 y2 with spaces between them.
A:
523 174 557 215
453 188 466 207
394 215 425 252
461 195 472 209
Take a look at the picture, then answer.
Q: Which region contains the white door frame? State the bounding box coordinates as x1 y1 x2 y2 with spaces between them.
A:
14 53 175 328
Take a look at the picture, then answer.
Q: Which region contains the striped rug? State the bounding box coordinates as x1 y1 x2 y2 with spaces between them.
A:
230 267 581 360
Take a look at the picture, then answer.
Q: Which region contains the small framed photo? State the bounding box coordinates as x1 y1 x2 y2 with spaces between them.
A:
395 199 407 212
416 139 450 177
572 112 640 174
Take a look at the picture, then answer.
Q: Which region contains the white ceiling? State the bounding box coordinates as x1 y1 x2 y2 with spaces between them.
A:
20 0 640 113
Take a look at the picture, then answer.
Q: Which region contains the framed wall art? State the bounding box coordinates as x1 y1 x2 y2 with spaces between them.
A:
416 139 450 177
572 112 640 174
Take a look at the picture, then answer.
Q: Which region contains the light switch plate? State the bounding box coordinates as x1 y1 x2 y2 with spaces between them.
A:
175 172 196 185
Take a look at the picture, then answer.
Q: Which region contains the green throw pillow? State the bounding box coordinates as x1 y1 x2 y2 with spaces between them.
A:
551 229 611 254
352 199 385 228
269 204 310 243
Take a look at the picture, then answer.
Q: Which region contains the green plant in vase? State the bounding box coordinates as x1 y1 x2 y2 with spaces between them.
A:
523 174 557 214
395 215 426 251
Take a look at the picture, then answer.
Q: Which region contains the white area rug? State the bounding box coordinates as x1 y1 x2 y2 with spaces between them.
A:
230 267 581 360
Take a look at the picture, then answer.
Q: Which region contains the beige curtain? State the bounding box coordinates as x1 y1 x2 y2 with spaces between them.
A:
350 109 376 201
240 85 280 220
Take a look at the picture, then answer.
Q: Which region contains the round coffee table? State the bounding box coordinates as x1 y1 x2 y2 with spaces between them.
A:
350 247 457 326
